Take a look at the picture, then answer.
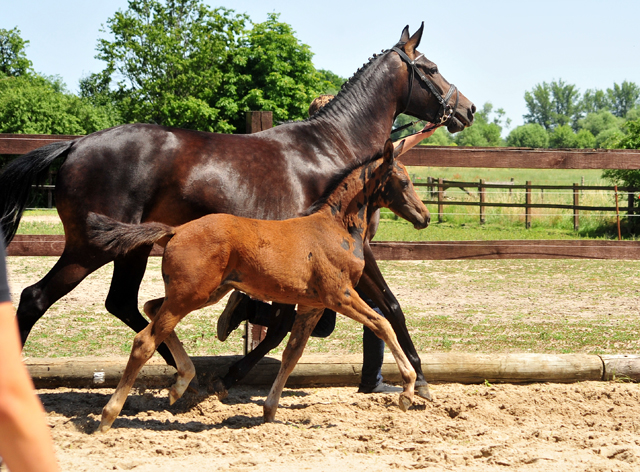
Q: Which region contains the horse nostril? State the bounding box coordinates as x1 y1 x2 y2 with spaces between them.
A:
471 103 476 114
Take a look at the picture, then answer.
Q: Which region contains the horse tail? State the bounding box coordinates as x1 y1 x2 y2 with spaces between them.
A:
0 140 75 245
87 212 176 257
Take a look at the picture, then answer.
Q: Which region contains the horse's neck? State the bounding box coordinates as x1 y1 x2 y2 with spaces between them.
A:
309 55 402 159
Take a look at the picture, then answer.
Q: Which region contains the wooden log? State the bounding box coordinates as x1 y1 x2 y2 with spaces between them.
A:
601 354 640 381
25 353 605 389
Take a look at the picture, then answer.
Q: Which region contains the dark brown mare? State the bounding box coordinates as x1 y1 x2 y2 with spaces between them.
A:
88 139 428 431
0 24 474 399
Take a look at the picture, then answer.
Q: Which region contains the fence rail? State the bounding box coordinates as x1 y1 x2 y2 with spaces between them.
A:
3 133 640 260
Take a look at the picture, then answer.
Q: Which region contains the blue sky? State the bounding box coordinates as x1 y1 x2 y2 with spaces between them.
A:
2 0 639 129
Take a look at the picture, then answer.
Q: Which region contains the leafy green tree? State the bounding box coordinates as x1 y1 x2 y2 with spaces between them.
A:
317 69 345 96
524 82 553 130
607 81 640 118
0 74 119 134
0 27 33 77
420 127 455 146
549 124 577 148
90 1 325 132
577 110 622 138
581 88 609 114
91 0 247 133
231 13 324 130
452 102 505 147
524 80 581 130
506 123 549 148
550 79 581 128
574 128 596 149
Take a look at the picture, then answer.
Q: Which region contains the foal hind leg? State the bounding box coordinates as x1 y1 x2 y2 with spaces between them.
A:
143 298 195 405
263 306 324 423
100 301 189 433
17 246 111 346
105 245 177 368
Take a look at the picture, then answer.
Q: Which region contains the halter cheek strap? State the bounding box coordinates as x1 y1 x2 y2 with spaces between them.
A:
391 47 459 126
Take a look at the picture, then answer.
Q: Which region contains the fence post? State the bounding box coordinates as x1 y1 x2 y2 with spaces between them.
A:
243 111 273 353
479 179 485 224
438 178 444 223
525 180 532 229
573 183 580 231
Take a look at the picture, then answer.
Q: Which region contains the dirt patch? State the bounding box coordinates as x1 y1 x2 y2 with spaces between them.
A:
43 381 640 471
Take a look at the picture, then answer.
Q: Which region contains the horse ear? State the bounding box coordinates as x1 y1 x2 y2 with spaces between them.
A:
392 140 405 160
383 139 400 164
404 22 424 56
399 25 410 44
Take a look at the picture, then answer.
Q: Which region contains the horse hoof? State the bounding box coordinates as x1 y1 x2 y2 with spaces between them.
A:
209 378 229 400
169 389 180 405
398 393 412 412
416 384 433 401
97 422 112 434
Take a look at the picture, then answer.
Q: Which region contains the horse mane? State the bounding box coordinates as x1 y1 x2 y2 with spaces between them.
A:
301 149 385 216
278 42 405 127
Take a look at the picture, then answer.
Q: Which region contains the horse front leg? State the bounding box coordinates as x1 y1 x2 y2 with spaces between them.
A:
221 304 295 392
358 242 432 401
263 306 323 423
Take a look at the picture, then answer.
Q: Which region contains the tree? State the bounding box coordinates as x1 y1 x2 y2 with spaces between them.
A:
577 110 622 138
0 27 33 77
452 102 506 147
549 124 577 148
524 82 553 130
607 81 640 118
581 88 609 114
230 13 324 130
91 0 247 133
90 1 325 133
524 80 581 130
0 74 119 135
574 129 596 149
317 69 345 95
506 123 549 148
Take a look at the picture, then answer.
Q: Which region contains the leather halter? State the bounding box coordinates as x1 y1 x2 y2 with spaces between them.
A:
391 47 459 126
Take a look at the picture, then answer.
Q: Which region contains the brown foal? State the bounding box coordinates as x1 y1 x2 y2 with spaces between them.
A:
88 140 430 432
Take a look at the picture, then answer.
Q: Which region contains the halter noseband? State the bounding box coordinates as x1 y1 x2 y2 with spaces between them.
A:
391 47 459 126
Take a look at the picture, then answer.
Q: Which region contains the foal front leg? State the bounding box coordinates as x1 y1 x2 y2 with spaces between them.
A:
263 306 324 423
335 295 416 411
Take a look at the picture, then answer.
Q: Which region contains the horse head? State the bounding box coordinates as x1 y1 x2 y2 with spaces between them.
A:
377 140 430 230
393 23 475 133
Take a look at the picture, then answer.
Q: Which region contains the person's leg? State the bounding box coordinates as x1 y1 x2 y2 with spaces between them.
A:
359 323 384 391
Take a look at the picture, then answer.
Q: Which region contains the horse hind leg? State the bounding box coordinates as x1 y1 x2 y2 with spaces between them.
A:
17 246 111 346
105 245 178 368
143 298 195 405
263 306 323 423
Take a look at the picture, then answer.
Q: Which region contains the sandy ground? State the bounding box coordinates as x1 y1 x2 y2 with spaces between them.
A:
6 239 640 471
39 381 640 472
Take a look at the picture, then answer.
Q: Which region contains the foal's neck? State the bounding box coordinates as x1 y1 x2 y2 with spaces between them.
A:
320 159 386 235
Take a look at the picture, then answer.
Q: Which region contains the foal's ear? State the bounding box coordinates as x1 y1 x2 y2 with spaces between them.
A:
404 22 424 57
383 139 398 164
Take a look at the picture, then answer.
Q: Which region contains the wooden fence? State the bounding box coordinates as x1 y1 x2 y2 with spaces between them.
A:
415 178 633 230
3 128 640 262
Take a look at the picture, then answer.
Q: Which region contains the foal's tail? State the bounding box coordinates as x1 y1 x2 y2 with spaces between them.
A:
0 140 75 246
87 212 176 257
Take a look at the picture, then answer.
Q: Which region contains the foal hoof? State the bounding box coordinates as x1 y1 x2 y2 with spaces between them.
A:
97 421 112 434
416 384 433 402
398 393 412 412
